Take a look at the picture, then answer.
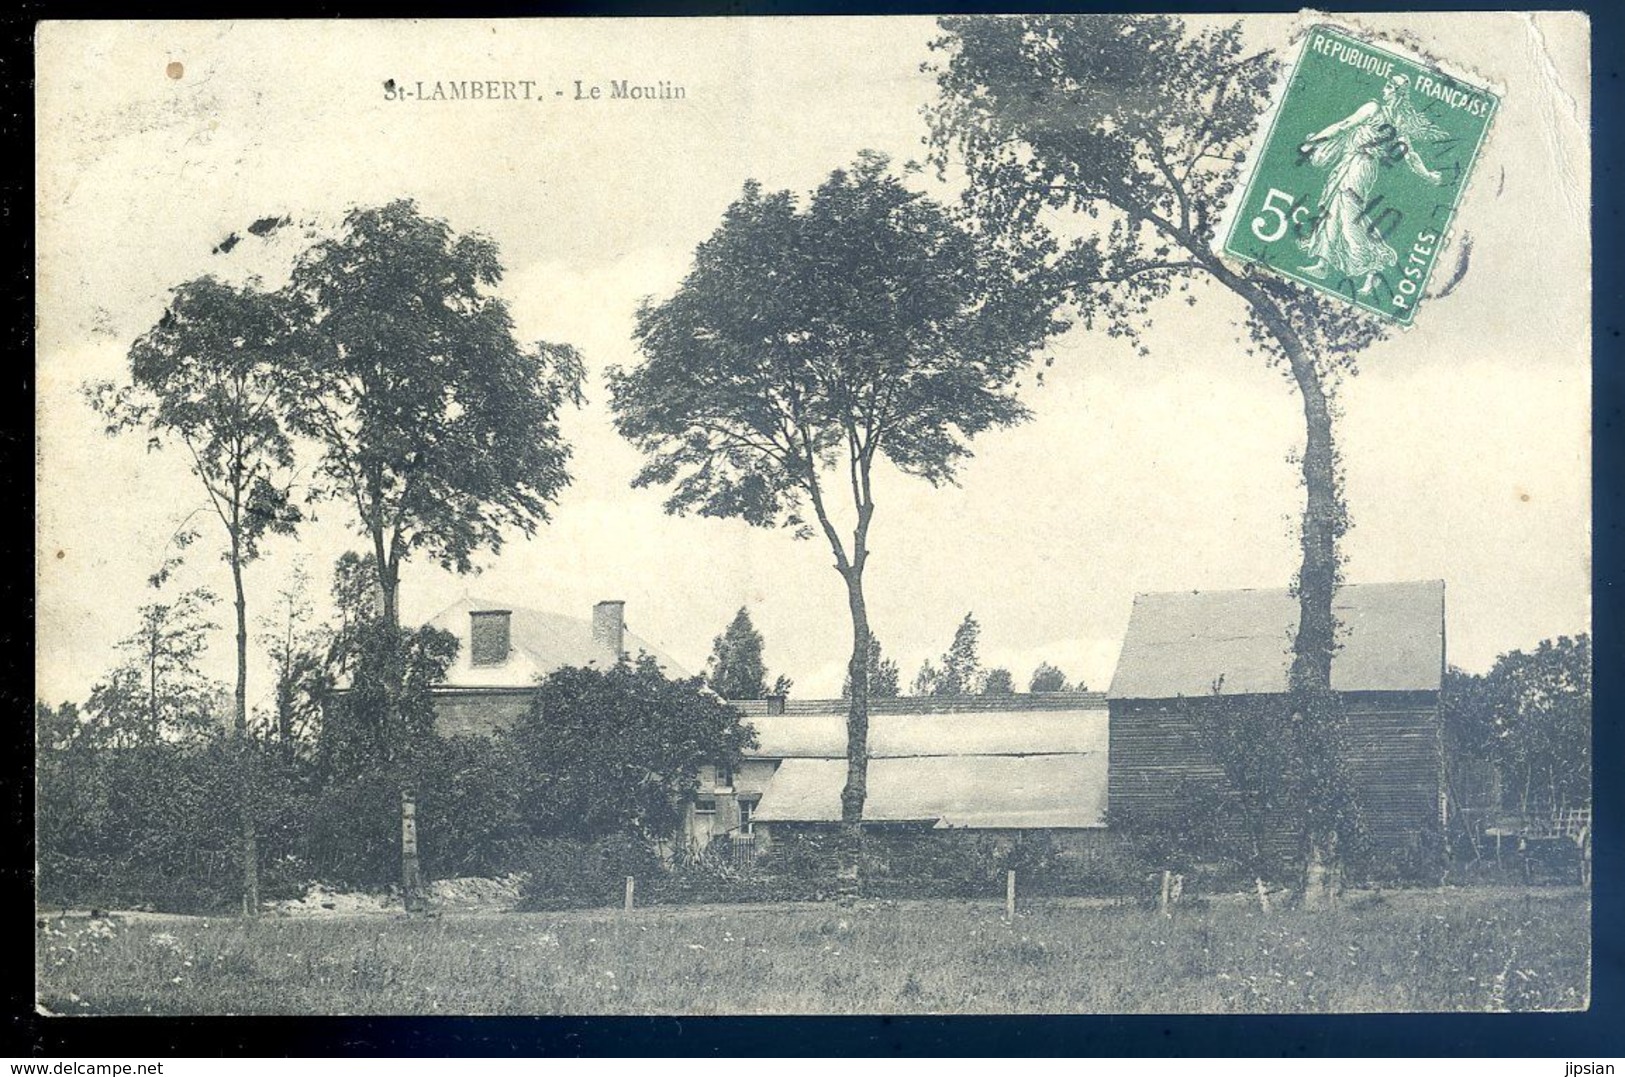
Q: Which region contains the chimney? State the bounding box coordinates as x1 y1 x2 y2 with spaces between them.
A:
469 609 512 666
593 600 626 660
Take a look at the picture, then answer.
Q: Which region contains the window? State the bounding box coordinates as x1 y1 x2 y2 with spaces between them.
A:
738 798 756 834
694 798 716 816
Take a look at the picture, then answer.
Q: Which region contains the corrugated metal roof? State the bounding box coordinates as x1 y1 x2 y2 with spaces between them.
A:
1107 580 1445 700
730 693 1106 716
426 596 689 688
751 754 1108 828
745 706 1107 759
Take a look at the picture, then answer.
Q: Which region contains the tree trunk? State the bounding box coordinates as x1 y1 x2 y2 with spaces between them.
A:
230 535 260 917
1209 260 1347 908
1285 353 1343 910
837 568 871 897
372 534 421 911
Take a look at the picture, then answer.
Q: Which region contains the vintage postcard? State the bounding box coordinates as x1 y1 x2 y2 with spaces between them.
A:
34 13 1590 1017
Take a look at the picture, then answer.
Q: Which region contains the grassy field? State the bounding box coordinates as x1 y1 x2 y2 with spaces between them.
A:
36 886 1588 1015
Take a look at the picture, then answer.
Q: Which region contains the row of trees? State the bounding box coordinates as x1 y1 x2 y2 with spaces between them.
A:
38 549 755 911
910 613 1086 698
704 606 1084 700
1443 634 1592 821
609 15 1405 901
88 200 587 911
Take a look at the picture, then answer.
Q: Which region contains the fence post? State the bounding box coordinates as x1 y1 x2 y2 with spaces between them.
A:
1159 869 1172 917
624 875 636 913
1006 870 1016 922
401 787 422 912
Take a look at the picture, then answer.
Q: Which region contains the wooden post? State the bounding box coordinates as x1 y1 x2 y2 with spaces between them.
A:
624 875 636 913
1255 877 1272 914
1159 869 1172 917
1005 870 1016 922
401 788 421 912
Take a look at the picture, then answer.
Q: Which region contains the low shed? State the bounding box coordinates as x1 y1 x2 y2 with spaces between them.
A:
1106 579 1447 869
691 695 1110 853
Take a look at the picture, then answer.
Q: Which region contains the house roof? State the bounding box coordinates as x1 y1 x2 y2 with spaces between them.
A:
752 754 1107 829
744 697 1108 828
425 596 689 688
1106 580 1445 700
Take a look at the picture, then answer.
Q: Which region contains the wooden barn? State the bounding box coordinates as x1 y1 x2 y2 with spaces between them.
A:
1106 580 1447 872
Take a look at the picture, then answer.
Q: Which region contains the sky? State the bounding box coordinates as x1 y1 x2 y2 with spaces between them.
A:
35 14 1590 710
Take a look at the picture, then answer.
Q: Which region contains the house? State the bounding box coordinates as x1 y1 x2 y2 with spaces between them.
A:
424 596 689 737
690 694 1110 858
1106 579 1447 869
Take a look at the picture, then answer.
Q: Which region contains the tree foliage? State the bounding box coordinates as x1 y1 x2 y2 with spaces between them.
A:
90 267 309 913
913 612 985 697
83 585 225 748
1028 661 1075 694
843 635 901 699
610 153 1063 828
258 565 331 760
982 668 1015 696
924 15 1383 366
89 277 303 571
705 607 791 699
1444 635 1591 817
611 153 1062 532
317 577 460 778
283 199 585 625
510 656 758 843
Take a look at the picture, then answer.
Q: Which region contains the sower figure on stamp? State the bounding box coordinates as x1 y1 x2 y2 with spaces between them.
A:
1298 73 1448 294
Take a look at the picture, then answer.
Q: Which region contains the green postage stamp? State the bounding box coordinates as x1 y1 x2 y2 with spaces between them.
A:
1222 25 1500 324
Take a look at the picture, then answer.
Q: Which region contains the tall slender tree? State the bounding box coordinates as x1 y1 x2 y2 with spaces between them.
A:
91 277 302 914
281 200 584 904
610 153 1063 872
927 16 1386 902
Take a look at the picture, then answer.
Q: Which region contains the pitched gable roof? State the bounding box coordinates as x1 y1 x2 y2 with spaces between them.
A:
426 596 689 688
1106 580 1445 700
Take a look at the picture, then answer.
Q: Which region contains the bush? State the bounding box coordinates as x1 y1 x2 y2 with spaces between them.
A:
37 738 310 913
300 771 399 889
515 834 665 910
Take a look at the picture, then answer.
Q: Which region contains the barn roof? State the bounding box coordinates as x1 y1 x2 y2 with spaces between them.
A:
1106 580 1445 700
744 706 1107 759
426 596 689 688
744 697 1108 828
751 754 1108 829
